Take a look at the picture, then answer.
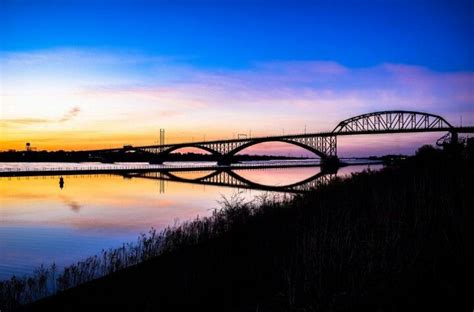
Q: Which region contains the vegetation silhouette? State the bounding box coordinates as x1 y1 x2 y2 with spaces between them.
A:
1 140 472 311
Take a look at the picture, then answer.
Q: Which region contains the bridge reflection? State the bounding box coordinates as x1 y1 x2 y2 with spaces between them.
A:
123 167 337 193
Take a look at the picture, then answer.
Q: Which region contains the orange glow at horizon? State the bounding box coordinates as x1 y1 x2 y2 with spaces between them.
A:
0 131 227 152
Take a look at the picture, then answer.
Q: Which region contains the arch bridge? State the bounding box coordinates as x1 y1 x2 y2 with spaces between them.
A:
88 110 474 165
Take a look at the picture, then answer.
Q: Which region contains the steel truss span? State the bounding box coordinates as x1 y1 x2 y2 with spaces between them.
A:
86 110 474 164
333 111 453 133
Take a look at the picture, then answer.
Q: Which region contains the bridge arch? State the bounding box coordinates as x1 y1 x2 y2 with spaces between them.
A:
219 138 328 164
145 144 222 157
333 110 453 133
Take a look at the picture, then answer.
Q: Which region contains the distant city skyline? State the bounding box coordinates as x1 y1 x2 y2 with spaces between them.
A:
1 0 473 156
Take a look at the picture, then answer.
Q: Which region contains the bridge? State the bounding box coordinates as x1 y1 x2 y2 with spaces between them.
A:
87 111 474 165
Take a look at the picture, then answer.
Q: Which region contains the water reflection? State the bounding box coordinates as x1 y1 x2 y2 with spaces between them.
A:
59 195 81 212
0 164 381 280
59 176 64 190
126 167 336 193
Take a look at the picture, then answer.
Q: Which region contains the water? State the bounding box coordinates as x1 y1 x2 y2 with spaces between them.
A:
0 161 382 281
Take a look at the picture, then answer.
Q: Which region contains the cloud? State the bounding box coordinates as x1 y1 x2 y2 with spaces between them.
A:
4 48 472 124
0 118 50 126
0 48 171 68
79 58 474 127
59 106 81 122
0 106 81 128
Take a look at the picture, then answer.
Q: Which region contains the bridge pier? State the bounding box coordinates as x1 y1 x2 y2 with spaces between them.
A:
320 156 340 172
149 156 164 164
450 131 459 144
217 157 236 166
100 155 115 164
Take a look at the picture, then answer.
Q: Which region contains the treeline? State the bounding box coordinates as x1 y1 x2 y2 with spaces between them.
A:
1 142 472 311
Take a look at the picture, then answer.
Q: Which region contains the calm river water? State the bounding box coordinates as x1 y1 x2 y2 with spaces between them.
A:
0 161 382 280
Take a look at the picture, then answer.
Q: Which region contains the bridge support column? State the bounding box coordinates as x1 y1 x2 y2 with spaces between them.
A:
320 156 340 173
217 158 234 166
100 155 115 164
442 131 464 155
149 155 164 164
450 131 459 144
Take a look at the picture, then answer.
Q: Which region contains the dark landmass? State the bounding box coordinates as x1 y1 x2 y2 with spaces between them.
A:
0 151 308 163
342 154 409 166
2 141 472 311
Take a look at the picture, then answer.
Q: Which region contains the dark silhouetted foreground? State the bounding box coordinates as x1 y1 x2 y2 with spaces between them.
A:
2 143 472 311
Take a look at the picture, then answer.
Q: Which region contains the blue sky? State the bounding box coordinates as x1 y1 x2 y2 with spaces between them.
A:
1 0 473 155
2 0 473 70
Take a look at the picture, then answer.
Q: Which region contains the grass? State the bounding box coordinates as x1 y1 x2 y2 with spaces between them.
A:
1 143 473 311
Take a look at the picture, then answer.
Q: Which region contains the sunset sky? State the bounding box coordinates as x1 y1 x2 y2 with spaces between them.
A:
1 0 473 156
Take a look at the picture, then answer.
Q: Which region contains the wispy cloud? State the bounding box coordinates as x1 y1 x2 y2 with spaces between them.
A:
79 58 474 127
0 48 171 68
0 118 50 125
59 106 81 122
1 106 81 127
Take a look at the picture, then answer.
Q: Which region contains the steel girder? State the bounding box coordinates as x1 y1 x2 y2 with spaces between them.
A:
333 111 453 133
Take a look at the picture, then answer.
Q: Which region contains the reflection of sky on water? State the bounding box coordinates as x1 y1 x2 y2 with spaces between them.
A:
337 164 383 176
0 164 381 280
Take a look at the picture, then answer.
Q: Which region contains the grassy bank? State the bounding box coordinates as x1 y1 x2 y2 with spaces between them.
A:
2 144 473 311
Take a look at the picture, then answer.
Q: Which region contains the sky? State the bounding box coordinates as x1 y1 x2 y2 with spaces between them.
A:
1 0 473 156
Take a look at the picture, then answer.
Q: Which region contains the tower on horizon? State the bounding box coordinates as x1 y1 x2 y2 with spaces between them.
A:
160 129 165 146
